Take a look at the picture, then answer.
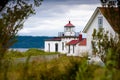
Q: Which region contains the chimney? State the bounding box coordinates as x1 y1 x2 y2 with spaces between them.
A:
79 34 82 41
69 21 70 24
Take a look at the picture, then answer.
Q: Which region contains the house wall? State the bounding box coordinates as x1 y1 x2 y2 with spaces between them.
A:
76 45 87 56
44 41 61 52
67 45 76 56
86 10 116 56
67 44 87 56
86 11 99 56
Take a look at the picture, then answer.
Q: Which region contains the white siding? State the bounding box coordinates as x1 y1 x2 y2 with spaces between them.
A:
67 44 87 56
76 45 87 56
86 11 99 55
44 41 61 52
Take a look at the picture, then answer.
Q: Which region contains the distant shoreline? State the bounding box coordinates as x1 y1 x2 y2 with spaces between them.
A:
9 48 44 52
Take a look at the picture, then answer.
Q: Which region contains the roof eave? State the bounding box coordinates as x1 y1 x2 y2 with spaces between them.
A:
64 26 75 27
83 7 100 33
45 38 61 41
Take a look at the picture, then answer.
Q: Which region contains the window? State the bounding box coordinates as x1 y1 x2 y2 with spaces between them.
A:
65 27 71 32
48 43 50 52
66 28 69 31
62 42 64 50
98 17 103 28
73 45 75 53
68 45 70 53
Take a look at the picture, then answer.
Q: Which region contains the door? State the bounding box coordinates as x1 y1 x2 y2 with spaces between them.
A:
55 43 58 52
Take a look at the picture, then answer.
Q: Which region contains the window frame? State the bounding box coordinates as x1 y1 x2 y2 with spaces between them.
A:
98 16 103 28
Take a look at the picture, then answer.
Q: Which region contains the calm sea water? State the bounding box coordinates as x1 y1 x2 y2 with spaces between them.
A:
9 48 44 52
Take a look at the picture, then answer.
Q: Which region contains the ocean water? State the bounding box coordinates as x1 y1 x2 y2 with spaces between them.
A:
11 36 53 49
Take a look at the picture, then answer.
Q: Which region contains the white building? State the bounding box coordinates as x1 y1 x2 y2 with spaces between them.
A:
44 21 87 56
83 7 119 56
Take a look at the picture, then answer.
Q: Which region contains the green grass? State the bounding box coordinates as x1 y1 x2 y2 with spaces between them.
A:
5 48 59 58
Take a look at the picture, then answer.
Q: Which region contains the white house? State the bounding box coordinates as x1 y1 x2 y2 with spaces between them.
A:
83 7 119 56
44 21 87 56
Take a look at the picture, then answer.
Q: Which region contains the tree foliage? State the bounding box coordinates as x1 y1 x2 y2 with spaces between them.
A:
0 0 9 11
92 29 120 69
100 0 120 7
0 0 42 11
0 0 42 59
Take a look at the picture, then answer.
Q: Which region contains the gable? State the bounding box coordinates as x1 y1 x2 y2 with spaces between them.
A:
83 7 99 33
83 7 120 34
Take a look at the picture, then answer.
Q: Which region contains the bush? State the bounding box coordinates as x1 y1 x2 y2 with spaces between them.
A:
0 56 82 80
5 50 24 58
1 55 120 80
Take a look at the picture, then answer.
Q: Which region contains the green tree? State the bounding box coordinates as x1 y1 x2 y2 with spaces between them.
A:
92 29 120 69
0 0 42 61
0 0 43 79
0 0 9 11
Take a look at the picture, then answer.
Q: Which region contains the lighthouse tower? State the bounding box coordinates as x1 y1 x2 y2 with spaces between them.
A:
64 21 75 36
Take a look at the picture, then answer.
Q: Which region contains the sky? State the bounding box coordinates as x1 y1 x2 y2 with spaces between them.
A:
18 0 101 36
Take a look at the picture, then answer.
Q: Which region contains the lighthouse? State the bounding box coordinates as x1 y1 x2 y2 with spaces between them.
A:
64 21 75 36
44 21 87 56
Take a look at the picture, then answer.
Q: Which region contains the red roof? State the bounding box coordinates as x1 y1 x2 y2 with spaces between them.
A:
79 38 86 46
64 21 75 27
67 38 86 46
67 40 79 45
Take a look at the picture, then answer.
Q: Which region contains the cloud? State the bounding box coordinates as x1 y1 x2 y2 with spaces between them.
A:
44 0 100 5
18 0 101 36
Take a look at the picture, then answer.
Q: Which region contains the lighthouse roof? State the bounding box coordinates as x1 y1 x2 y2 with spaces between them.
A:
64 21 75 27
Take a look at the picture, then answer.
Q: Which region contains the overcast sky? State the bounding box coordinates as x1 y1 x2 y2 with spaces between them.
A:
18 0 101 36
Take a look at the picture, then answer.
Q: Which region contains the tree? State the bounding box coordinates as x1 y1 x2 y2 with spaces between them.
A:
100 0 108 7
92 29 120 69
0 0 42 11
0 0 42 60
0 0 9 11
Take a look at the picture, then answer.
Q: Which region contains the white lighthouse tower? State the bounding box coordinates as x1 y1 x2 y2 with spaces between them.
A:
64 21 75 36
